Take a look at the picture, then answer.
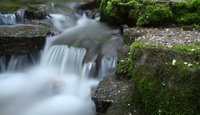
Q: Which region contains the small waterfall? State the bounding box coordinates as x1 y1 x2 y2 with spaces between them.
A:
0 13 16 25
0 9 25 25
98 57 117 79
7 55 30 72
0 51 41 73
16 9 25 23
82 62 96 78
40 45 86 75
0 45 97 115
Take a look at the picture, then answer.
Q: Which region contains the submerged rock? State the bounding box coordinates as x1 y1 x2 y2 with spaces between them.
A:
0 25 50 55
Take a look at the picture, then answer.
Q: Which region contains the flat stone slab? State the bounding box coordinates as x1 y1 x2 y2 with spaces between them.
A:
0 25 49 37
122 26 200 47
0 25 49 55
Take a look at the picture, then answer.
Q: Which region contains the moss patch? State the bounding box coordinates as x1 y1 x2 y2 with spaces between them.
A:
99 0 200 30
0 2 46 14
126 42 200 114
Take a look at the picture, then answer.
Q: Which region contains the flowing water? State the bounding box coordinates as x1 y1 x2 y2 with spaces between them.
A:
0 1 122 115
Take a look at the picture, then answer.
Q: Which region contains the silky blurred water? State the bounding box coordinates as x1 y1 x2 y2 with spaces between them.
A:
0 2 122 115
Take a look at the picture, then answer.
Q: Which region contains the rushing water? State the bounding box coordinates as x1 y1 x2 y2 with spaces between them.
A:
0 2 122 115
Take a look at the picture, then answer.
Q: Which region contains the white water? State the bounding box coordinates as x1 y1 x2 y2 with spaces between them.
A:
0 13 16 25
0 11 118 115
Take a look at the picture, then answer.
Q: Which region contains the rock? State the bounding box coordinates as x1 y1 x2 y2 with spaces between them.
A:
92 73 138 115
76 0 100 20
83 9 100 19
99 0 200 29
0 25 50 55
114 45 132 79
0 2 50 25
121 26 146 45
124 27 200 47
23 10 49 20
0 44 3 56
76 0 99 10
129 42 200 114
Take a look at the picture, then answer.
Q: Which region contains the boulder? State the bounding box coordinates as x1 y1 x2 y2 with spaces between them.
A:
129 42 200 114
92 73 139 115
94 25 200 114
76 0 99 10
0 25 50 55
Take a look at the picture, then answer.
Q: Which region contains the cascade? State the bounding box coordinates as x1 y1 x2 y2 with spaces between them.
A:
0 9 26 25
0 2 121 115
16 9 25 23
0 13 16 25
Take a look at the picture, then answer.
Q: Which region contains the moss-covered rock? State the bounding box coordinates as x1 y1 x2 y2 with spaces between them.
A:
99 0 200 30
128 42 200 114
136 3 174 26
0 2 50 21
0 2 46 13
0 25 50 55
171 0 200 30
114 45 132 79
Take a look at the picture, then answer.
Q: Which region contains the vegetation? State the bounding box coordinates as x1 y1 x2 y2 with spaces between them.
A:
0 2 46 13
99 0 200 29
117 42 200 115
114 58 132 79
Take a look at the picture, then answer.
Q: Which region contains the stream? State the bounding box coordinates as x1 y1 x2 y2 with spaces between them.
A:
0 1 122 115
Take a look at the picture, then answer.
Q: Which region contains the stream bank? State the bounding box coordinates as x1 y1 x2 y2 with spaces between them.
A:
90 0 200 114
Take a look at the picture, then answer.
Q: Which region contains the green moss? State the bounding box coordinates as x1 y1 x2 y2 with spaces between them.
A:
0 2 45 13
115 58 132 79
136 3 173 26
0 5 20 14
24 4 40 11
126 42 200 114
99 0 138 24
99 0 200 30
171 0 200 28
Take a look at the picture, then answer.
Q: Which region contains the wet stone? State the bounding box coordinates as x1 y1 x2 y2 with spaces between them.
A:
0 25 50 55
92 73 136 115
76 0 99 10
